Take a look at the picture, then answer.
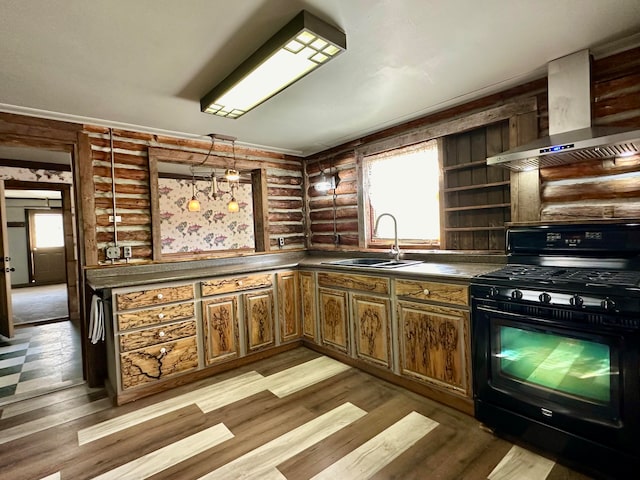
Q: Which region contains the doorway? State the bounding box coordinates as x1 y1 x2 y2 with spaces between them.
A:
0 150 83 403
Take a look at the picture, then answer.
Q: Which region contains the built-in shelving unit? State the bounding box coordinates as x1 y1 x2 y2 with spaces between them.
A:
441 121 511 251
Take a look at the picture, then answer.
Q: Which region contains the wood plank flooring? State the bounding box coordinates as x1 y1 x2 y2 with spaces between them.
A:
0 348 597 479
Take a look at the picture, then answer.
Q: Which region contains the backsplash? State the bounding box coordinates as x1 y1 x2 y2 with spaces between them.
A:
158 178 254 254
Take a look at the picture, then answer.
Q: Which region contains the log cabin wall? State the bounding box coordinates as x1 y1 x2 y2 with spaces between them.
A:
305 47 640 250
84 126 305 265
540 47 640 221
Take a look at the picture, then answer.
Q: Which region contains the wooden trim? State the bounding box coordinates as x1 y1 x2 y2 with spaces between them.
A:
356 98 537 157
77 132 98 266
443 159 490 172
444 203 510 212
437 137 447 249
444 226 505 232
148 154 161 262
252 168 270 252
0 158 72 171
509 110 541 223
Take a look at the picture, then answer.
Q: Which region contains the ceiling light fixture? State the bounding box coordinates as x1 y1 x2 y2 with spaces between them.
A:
200 10 346 119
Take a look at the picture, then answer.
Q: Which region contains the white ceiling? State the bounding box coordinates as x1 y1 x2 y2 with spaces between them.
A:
1 0 639 157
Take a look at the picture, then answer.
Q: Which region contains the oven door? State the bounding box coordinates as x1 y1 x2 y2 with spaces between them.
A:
472 299 640 458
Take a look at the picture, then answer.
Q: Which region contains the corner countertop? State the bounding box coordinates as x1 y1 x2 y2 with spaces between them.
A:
86 250 506 290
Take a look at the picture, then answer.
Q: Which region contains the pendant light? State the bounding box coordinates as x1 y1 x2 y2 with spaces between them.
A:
187 174 200 212
227 183 239 212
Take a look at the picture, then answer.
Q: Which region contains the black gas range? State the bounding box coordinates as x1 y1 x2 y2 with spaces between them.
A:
471 222 640 478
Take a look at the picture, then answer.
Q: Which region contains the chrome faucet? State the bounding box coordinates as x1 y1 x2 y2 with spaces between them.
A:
373 213 401 262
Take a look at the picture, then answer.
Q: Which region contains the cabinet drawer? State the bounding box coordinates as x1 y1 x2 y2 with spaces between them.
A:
317 272 389 294
395 279 468 307
119 319 197 352
120 336 198 390
201 273 272 296
117 302 195 331
115 284 194 310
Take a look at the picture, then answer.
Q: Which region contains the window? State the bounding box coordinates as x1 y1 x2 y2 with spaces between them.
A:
364 139 440 247
31 212 64 248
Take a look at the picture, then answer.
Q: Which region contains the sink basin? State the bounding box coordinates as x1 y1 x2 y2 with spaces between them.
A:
325 258 422 269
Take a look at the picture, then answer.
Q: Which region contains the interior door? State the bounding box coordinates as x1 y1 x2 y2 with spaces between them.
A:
28 209 67 285
0 181 14 338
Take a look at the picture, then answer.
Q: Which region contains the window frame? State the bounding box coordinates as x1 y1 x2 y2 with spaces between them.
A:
359 138 444 250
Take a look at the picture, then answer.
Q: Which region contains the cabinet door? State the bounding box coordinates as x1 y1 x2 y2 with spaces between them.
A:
318 287 349 353
353 294 391 368
300 271 317 340
244 290 275 352
398 301 470 397
202 296 239 365
277 271 301 342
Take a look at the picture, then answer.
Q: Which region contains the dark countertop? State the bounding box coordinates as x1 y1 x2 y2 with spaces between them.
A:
86 250 506 290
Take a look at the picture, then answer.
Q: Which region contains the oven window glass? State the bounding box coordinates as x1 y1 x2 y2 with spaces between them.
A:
498 326 611 404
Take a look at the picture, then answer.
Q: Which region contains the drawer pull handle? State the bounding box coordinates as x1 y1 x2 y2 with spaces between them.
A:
157 293 164 300
423 289 430 295
158 331 165 337
158 313 165 319
160 347 167 354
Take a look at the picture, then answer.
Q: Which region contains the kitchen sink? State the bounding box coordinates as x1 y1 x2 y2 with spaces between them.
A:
325 258 422 268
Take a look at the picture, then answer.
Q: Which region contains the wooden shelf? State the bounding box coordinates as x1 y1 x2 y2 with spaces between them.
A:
444 180 510 193
444 226 505 232
443 159 488 172
444 203 510 213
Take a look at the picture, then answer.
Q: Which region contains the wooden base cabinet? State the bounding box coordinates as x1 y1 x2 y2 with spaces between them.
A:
277 271 301 343
202 296 239 365
112 282 198 392
299 271 317 341
353 294 391 368
398 300 470 397
318 287 349 353
244 289 275 352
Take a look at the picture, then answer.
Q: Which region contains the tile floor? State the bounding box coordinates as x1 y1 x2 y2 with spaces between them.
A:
0 320 83 402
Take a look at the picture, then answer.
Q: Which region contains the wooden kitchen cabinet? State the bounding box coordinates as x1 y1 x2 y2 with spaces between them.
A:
112 282 199 392
299 271 317 341
352 294 391 368
396 277 471 397
317 272 391 365
318 287 349 353
202 296 239 365
277 271 301 343
244 289 275 352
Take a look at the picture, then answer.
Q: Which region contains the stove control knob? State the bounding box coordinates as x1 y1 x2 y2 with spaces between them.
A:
489 287 499 298
539 292 552 304
570 295 584 307
511 289 523 300
601 298 616 311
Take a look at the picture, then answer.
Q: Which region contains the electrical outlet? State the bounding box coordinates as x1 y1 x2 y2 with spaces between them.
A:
123 246 132 258
278 237 285 247
105 245 120 260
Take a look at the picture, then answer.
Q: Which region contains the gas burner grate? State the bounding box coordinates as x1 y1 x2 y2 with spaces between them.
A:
487 265 640 287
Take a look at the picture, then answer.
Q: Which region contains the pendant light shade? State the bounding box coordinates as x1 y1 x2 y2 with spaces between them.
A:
227 197 239 213
187 196 201 212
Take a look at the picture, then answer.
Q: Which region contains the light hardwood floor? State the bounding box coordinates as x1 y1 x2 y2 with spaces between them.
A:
0 348 597 479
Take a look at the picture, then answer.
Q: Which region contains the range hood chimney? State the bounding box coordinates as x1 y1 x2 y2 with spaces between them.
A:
487 49 640 171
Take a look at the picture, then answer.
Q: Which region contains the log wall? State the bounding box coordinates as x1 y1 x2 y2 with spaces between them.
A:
306 47 640 249
85 127 304 264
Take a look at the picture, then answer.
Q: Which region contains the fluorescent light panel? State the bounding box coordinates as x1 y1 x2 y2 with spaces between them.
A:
200 10 346 118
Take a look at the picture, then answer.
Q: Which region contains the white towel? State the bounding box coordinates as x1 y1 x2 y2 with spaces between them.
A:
89 294 105 344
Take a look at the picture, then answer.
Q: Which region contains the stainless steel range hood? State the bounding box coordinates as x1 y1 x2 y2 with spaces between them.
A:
487 49 640 171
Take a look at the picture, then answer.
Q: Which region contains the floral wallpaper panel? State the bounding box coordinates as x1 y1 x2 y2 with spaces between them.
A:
159 178 254 254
